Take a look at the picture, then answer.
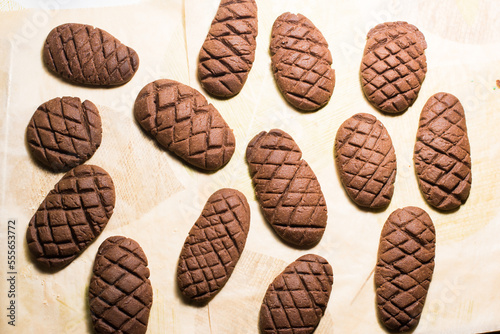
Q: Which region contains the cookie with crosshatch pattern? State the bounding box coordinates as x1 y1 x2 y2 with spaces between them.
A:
360 21 427 113
26 96 102 172
89 236 153 334
246 129 327 247
414 92 471 210
270 13 335 111
43 23 139 86
134 79 235 171
375 207 435 332
198 0 258 98
259 254 334 334
26 165 115 269
176 188 250 303
334 113 397 209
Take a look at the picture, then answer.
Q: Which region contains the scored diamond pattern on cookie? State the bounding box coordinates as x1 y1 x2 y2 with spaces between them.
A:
43 23 139 86
246 129 327 247
27 97 102 172
270 13 335 111
134 79 235 170
89 236 153 334
361 22 427 113
375 207 435 332
335 113 397 209
259 254 334 334
26 165 115 269
198 0 258 97
414 92 471 210
177 189 250 303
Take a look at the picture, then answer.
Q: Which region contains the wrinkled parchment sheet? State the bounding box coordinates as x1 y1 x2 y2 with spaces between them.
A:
1 0 500 333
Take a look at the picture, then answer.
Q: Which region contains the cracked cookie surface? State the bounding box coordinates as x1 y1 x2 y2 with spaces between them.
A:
375 207 435 332
27 96 102 172
177 188 250 303
26 165 115 269
360 21 427 113
134 79 235 170
414 92 471 210
89 236 153 334
270 13 335 111
259 254 334 334
335 113 397 209
198 0 258 98
43 23 139 86
246 129 327 247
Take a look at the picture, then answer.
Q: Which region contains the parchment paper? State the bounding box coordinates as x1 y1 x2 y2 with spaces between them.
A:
1 0 500 333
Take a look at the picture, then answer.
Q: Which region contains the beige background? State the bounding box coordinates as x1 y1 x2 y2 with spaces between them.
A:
1 0 500 333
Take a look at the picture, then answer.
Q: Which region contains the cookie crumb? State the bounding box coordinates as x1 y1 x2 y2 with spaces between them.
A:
496 80 500 88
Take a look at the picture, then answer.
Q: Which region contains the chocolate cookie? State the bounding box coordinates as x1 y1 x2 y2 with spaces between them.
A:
134 79 235 170
375 207 435 332
270 13 335 111
26 96 102 172
246 129 327 247
360 22 427 113
414 92 471 210
198 0 258 98
26 165 115 269
43 23 139 86
89 236 153 334
334 113 397 209
177 188 250 303
259 254 334 334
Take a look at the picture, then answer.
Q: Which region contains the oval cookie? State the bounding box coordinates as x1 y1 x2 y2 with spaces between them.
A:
89 236 153 334
43 23 139 86
360 21 427 113
414 92 471 210
259 254 334 334
134 79 236 170
375 207 435 332
246 129 327 247
198 0 258 98
177 188 250 303
26 165 115 269
26 96 102 172
270 13 335 111
334 113 397 209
